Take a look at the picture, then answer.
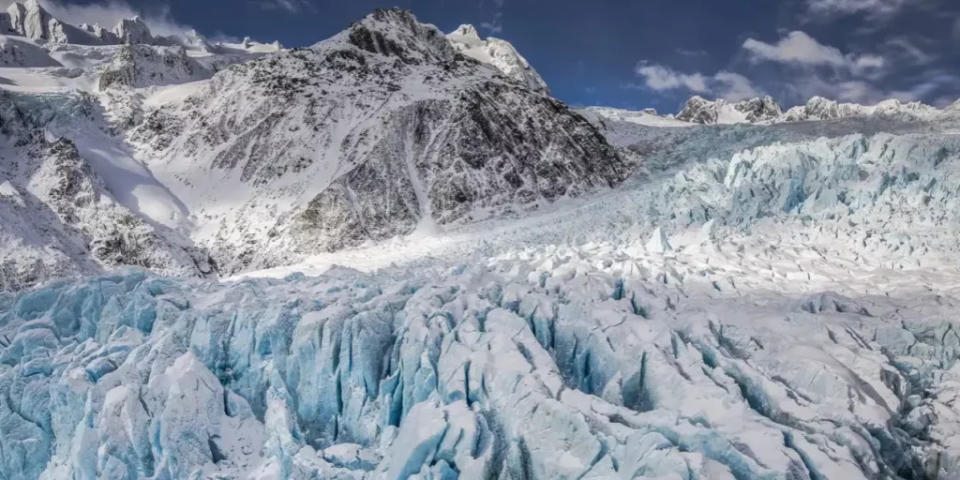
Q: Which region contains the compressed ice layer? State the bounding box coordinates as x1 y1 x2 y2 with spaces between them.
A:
1 253 957 479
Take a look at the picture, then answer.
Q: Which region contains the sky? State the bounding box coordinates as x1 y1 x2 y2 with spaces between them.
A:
10 0 960 112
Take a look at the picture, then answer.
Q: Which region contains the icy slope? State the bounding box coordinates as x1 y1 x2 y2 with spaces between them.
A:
125 8 628 274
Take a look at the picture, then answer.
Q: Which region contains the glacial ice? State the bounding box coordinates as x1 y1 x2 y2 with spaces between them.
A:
1 237 958 480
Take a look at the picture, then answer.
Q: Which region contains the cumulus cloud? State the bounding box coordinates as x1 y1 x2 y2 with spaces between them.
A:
631 28 947 107
633 62 764 101
742 31 885 76
635 63 709 93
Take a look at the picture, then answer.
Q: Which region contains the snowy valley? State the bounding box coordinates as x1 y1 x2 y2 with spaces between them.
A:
0 3 959 480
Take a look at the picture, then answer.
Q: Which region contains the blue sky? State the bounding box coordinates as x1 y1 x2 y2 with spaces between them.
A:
29 0 960 112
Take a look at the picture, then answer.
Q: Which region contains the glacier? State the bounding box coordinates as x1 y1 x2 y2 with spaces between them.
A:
0 3 959 480
2 192 959 479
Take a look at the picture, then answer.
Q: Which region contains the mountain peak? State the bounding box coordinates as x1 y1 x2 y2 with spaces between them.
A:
450 24 480 40
113 16 153 44
341 8 454 64
2 0 157 45
446 24 550 94
676 95 781 124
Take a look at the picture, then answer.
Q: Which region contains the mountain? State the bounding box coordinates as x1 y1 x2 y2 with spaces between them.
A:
781 96 940 122
0 7 628 286
121 8 628 274
0 0 217 48
2 0 139 45
590 94 949 127
0 90 213 290
675 95 783 124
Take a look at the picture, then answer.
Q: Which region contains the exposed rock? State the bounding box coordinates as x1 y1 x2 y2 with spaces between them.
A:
676 95 719 124
113 16 153 45
79 22 120 44
676 95 782 124
735 95 782 122
4 0 96 44
99 44 210 90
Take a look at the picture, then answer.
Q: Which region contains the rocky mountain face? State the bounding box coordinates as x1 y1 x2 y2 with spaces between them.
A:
99 45 210 90
0 7 629 287
123 8 629 274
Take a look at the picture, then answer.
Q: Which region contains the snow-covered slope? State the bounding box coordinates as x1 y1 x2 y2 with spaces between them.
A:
98 45 210 90
0 35 60 67
446 24 550 93
122 8 627 274
781 96 940 122
579 105 690 128
2 0 151 46
0 90 213 290
587 94 950 127
0 7 626 286
676 95 783 124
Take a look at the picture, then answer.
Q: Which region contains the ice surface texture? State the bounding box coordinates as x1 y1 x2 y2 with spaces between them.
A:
1 251 957 479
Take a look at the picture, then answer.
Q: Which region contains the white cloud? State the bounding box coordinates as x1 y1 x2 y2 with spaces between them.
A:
743 31 845 67
884 37 936 66
480 11 503 34
635 63 709 93
634 62 764 101
255 0 315 14
804 0 908 19
480 0 505 34
714 72 763 101
742 31 885 76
